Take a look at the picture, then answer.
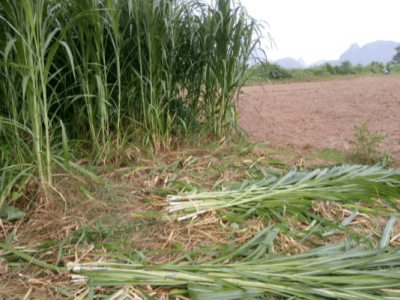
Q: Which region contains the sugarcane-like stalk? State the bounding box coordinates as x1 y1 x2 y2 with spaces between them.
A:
167 165 400 220
69 240 400 300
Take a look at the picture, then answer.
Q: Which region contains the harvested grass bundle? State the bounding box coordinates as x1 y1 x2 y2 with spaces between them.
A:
167 165 400 220
69 240 400 300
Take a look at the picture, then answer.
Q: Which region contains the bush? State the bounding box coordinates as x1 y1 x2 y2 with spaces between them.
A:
354 64 363 73
324 63 335 75
322 61 354 75
368 61 384 73
346 123 388 165
336 61 355 75
247 62 292 81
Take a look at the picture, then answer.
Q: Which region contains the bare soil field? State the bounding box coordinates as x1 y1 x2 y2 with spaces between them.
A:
239 76 400 164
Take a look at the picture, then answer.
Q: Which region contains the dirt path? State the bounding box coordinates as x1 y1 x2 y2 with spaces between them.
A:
239 76 400 163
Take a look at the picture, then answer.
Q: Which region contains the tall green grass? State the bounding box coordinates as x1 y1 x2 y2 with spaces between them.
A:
0 0 262 204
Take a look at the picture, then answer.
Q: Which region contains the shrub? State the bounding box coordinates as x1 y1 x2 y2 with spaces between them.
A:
336 61 355 75
346 123 388 165
324 63 335 75
247 62 292 81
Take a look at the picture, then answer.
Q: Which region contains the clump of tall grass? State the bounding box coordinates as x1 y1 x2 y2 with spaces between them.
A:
0 0 262 205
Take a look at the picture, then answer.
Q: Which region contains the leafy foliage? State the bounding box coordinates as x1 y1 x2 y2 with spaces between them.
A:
0 202 25 221
347 123 388 165
247 62 292 81
392 44 400 64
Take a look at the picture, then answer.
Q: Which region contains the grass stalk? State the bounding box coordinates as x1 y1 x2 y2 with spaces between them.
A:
0 0 264 201
167 165 400 220
70 241 400 299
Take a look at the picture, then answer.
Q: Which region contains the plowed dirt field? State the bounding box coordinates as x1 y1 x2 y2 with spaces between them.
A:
239 76 400 164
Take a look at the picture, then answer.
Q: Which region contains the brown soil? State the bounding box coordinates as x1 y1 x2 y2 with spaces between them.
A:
239 76 400 164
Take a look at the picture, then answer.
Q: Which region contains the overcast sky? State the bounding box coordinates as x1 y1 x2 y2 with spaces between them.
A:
238 0 400 65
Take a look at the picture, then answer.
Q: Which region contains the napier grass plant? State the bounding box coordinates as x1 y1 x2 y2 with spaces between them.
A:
0 0 262 205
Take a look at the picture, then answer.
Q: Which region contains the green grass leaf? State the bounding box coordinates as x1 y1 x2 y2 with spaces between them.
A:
379 216 397 249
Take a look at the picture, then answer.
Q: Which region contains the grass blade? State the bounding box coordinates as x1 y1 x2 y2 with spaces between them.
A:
379 216 397 249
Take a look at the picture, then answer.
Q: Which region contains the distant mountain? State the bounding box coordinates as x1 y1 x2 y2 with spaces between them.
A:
308 60 328 67
248 48 267 66
275 57 305 69
339 40 398 65
251 40 399 69
339 43 361 63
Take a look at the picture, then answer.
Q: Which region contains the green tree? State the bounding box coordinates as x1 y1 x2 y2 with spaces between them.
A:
392 45 400 64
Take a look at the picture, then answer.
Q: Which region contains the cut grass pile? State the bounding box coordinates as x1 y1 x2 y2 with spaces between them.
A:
167 165 400 221
69 238 400 300
1 142 400 299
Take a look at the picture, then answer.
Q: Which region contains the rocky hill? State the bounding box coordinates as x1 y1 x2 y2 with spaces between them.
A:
338 40 398 65
268 40 400 69
274 57 305 69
